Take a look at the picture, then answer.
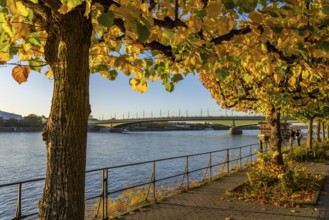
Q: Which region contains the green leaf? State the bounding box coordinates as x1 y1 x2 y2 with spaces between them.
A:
194 9 207 20
172 74 183 83
0 0 6 7
215 68 229 80
163 29 174 40
27 32 42 46
115 41 122 52
0 31 11 52
108 70 118 80
164 81 174 92
271 27 283 34
98 10 114 28
222 0 235 10
28 0 38 3
144 58 154 66
136 23 150 43
240 0 258 13
29 58 44 72
316 41 329 53
323 6 329 15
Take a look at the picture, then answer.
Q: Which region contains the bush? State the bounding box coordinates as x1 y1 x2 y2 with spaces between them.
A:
232 153 322 207
287 141 329 162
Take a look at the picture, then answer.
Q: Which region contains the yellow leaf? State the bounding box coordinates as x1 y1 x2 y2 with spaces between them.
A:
274 73 283 84
292 64 302 76
58 3 72 14
190 56 196 66
299 81 308 87
288 76 297 87
16 1 29 17
84 0 91 17
129 78 148 93
12 65 30 84
23 43 32 52
0 52 10 63
301 70 309 79
2 20 14 38
6 0 17 15
45 69 53 79
18 49 32 61
12 21 29 40
140 3 149 13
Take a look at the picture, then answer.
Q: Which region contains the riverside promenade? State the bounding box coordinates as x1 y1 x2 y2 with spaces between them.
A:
120 163 329 220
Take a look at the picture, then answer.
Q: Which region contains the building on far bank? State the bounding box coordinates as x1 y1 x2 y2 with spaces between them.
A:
0 110 23 120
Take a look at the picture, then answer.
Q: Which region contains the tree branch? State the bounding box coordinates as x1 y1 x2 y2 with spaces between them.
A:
211 26 252 44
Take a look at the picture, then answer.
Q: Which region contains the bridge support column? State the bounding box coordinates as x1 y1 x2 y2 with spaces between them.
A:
229 127 242 135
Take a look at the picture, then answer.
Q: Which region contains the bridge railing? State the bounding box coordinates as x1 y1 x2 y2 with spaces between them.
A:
0 142 267 220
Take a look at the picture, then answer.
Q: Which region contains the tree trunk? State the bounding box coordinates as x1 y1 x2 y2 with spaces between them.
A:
307 118 313 149
322 121 326 141
327 125 329 141
315 119 321 141
39 9 92 219
268 108 284 165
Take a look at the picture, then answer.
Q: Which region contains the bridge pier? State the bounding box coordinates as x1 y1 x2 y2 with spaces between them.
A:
229 127 242 135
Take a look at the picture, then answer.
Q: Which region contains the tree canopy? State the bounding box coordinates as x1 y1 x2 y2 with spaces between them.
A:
2 0 329 219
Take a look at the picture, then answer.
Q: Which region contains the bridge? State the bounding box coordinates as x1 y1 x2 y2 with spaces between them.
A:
88 115 281 129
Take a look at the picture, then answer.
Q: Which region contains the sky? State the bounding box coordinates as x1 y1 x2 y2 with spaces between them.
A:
0 64 240 119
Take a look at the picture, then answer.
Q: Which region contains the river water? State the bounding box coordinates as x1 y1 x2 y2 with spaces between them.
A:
0 130 259 219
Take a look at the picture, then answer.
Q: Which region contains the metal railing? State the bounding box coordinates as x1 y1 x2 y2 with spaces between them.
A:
0 142 267 220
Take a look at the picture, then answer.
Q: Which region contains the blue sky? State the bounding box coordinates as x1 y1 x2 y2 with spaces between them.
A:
0 65 238 119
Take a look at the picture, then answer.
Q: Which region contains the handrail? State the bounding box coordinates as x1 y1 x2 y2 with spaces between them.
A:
0 142 265 219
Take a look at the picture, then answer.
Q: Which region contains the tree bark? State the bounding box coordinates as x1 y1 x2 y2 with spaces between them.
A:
307 117 313 149
315 119 321 141
39 8 92 220
268 108 284 166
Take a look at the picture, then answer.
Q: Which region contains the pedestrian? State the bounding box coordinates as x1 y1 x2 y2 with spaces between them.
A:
289 129 296 147
295 129 302 146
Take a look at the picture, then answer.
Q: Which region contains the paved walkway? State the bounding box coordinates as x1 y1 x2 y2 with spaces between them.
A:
120 163 329 220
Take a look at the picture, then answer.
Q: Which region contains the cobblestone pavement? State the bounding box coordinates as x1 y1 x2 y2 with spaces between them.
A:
120 164 329 220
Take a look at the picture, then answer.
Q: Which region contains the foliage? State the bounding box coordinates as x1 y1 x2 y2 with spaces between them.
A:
287 141 329 162
233 153 322 207
198 1 329 116
0 114 44 127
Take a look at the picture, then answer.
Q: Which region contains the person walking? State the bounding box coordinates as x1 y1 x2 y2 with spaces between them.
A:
295 129 302 146
289 129 296 147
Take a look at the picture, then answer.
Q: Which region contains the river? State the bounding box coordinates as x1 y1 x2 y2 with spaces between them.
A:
0 130 259 219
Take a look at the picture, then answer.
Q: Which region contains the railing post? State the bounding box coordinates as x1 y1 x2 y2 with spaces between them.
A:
102 168 108 220
258 140 263 153
15 183 22 220
185 156 189 190
152 161 156 203
249 145 252 164
239 147 242 168
209 152 212 181
226 149 230 173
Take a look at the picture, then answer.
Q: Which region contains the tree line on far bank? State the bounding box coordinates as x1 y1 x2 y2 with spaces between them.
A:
0 114 45 128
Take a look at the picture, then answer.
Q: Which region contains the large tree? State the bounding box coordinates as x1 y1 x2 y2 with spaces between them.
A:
199 0 329 165
0 0 279 218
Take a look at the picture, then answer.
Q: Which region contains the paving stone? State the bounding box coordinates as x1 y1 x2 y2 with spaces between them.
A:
120 164 329 220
